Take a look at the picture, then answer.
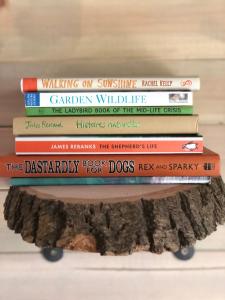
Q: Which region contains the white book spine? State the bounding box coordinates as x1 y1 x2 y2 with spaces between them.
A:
21 77 200 91
25 91 193 107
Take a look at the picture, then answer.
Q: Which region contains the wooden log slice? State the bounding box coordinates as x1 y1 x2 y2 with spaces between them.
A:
4 176 225 255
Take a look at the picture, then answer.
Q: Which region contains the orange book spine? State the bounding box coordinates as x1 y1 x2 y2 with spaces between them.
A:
0 148 220 177
15 137 204 154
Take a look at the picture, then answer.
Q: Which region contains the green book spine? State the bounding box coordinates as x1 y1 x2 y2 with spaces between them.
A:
25 106 193 116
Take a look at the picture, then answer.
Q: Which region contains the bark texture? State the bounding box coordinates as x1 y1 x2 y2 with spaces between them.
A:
4 177 225 255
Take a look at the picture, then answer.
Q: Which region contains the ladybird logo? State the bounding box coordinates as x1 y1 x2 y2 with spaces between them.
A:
180 80 192 87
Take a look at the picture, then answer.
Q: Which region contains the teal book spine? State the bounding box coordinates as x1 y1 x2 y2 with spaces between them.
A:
11 177 211 186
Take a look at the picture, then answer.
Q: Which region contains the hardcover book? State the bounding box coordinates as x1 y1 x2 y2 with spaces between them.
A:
25 106 193 116
13 115 199 135
0 148 220 177
21 77 200 92
24 91 193 108
10 176 211 186
15 135 204 155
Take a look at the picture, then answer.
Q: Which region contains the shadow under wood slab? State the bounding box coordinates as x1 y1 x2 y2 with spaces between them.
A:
3 177 225 255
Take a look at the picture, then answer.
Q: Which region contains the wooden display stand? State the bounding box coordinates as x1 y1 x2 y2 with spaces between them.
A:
4 176 225 255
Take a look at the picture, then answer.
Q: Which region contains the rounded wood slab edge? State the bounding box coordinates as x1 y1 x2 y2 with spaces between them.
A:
19 183 196 204
4 177 225 255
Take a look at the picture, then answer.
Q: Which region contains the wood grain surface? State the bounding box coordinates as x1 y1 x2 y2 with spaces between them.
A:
0 0 225 61
0 259 225 300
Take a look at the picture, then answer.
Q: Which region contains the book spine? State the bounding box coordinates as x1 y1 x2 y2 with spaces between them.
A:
10 177 211 186
13 115 199 135
24 91 193 107
15 137 203 155
0 151 220 177
25 106 193 116
21 77 200 92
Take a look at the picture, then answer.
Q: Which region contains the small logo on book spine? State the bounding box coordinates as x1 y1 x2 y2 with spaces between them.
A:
204 163 215 171
182 142 198 151
180 80 192 87
25 93 40 106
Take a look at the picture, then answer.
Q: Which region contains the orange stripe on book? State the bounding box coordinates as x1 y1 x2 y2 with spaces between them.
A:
23 78 37 92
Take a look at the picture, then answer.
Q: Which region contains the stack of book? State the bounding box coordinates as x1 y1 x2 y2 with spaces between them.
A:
0 77 220 185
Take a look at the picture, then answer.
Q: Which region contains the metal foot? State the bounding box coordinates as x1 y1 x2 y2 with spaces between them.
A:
41 247 64 262
173 246 195 261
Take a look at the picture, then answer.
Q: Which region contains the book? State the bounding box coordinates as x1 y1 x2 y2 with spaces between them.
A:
24 91 193 108
15 135 203 155
10 176 211 186
25 106 193 116
13 115 199 135
0 148 220 177
21 77 200 92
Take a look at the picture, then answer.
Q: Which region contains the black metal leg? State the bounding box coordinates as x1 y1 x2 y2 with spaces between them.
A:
41 247 64 262
173 246 195 261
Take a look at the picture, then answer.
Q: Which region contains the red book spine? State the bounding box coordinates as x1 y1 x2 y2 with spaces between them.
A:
0 148 220 177
15 138 204 154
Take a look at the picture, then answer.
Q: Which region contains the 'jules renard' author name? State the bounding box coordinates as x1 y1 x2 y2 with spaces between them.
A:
24 120 140 130
25 120 63 129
